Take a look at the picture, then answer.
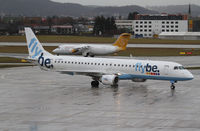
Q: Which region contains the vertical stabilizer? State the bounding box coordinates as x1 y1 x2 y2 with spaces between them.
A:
113 33 131 50
25 27 51 59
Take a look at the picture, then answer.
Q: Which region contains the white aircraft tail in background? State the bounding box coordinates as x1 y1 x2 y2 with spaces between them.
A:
53 33 131 57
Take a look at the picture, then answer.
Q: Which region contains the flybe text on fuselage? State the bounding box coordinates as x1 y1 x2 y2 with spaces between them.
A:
38 53 53 69
135 62 160 75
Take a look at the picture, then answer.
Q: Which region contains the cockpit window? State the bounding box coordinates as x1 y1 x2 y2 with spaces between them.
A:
179 66 185 70
174 66 178 70
174 66 185 70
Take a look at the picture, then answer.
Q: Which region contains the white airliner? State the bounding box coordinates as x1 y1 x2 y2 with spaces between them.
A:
52 33 131 57
25 27 193 89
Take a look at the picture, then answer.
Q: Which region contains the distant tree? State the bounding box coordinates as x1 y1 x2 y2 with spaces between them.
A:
110 16 117 30
93 16 116 36
47 17 52 34
77 17 88 25
128 12 139 20
128 13 133 20
7 23 18 35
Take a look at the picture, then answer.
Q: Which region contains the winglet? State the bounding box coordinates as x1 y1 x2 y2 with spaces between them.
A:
113 33 131 50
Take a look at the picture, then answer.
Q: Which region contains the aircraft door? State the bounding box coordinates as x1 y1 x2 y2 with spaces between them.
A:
164 65 170 75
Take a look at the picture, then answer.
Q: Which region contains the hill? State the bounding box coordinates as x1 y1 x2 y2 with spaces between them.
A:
147 4 200 17
0 0 157 17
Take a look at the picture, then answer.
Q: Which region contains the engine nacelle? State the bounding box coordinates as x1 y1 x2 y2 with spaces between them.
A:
101 75 119 85
69 48 78 53
132 78 147 82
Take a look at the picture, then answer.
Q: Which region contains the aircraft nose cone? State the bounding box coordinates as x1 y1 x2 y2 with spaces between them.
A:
187 71 194 80
53 48 59 53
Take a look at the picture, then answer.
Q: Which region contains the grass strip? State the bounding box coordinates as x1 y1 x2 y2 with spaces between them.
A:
0 35 200 44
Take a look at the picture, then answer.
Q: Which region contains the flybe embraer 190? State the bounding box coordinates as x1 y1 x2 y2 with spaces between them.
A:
53 33 131 57
25 27 193 89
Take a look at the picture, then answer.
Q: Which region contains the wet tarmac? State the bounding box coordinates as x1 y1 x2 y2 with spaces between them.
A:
0 66 200 131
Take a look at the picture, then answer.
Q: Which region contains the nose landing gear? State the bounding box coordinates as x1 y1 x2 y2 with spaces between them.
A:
171 83 175 90
170 81 177 90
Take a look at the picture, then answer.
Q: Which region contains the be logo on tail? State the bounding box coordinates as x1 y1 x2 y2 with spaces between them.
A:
38 53 53 69
29 38 42 58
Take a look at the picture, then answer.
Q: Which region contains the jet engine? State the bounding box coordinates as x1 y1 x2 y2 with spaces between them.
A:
69 48 79 53
132 78 147 82
100 75 119 85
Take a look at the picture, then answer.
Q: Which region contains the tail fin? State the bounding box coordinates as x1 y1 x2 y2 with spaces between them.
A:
25 27 52 59
113 33 131 50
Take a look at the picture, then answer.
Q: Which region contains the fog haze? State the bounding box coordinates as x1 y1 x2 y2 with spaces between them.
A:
51 0 200 6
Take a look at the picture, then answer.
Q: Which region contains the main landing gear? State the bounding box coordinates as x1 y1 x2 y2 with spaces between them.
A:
84 53 95 57
170 81 177 90
91 80 99 88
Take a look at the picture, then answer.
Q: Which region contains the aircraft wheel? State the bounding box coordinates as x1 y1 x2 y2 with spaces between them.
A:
91 80 99 88
84 53 89 57
170 84 175 90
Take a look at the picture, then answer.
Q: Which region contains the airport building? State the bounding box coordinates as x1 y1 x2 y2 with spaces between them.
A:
115 20 134 32
115 14 188 38
134 14 188 38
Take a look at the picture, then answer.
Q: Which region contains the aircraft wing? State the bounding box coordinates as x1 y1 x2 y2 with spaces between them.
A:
0 53 38 64
58 69 122 79
70 45 91 56
70 45 90 53
0 53 28 59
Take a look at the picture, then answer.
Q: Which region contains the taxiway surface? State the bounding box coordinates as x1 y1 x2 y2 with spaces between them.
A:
0 66 200 131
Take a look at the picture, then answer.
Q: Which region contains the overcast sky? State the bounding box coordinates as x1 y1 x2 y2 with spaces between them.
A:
51 0 200 6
